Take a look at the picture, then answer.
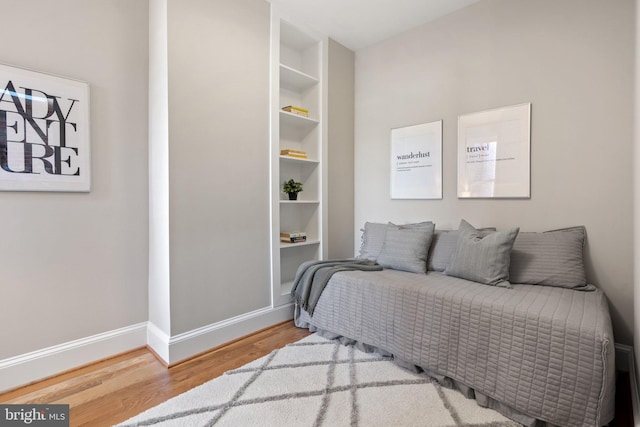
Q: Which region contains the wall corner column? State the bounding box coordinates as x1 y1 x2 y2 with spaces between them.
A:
148 0 171 360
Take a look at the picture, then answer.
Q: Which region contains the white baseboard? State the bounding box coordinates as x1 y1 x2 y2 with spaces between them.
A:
1 304 295 393
615 343 640 426
149 304 295 365
147 321 171 363
3 312 631 425
0 322 147 393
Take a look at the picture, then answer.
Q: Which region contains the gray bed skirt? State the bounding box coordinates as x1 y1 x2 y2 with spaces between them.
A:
296 306 559 427
292 269 615 427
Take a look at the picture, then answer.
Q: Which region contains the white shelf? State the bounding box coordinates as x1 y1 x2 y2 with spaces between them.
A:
280 239 321 249
280 111 319 140
280 110 319 124
270 11 325 308
280 155 319 165
280 64 318 91
281 280 294 296
280 199 319 204
281 21 318 51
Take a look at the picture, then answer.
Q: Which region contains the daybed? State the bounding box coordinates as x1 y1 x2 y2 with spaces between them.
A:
293 220 615 427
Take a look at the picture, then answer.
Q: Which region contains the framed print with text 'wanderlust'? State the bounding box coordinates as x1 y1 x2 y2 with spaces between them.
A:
391 120 442 199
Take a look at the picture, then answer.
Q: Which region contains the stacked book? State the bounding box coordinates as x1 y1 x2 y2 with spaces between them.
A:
280 232 307 244
282 105 309 117
280 149 307 159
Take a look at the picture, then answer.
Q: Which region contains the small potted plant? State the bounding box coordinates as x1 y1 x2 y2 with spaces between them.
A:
283 179 303 200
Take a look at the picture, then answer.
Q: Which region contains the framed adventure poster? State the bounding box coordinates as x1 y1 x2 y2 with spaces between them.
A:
0 63 91 192
457 103 530 198
390 120 442 199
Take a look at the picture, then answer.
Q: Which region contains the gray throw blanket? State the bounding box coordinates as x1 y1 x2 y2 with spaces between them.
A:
291 259 382 316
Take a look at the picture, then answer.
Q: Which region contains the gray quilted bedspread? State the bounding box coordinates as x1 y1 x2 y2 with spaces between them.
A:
295 269 615 427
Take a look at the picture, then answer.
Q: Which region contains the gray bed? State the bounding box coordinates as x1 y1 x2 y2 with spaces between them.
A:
294 268 615 427
294 221 617 426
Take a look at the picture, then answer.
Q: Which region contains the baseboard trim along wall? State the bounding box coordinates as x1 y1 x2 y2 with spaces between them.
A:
615 343 640 426
0 304 295 393
0 322 148 393
4 310 627 415
148 304 295 365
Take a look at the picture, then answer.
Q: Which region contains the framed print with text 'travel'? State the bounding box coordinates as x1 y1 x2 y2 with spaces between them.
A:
457 103 530 199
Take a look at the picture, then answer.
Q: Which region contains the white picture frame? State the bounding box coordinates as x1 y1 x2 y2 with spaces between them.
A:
0 63 90 192
391 120 442 199
457 103 530 198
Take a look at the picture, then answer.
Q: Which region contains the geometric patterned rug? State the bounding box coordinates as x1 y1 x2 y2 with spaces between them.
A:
117 334 520 426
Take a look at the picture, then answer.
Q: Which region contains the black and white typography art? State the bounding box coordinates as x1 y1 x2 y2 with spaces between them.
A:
0 64 90 191
390 120 442 199
457 103 530 198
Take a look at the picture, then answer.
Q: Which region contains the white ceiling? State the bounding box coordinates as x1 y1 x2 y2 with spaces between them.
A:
268 0 480 51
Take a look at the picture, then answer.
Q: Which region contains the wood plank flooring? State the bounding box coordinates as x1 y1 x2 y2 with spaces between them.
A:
0 320 633 426
0 320 310 427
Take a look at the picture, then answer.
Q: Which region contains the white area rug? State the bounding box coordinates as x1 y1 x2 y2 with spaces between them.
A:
118 334 520 426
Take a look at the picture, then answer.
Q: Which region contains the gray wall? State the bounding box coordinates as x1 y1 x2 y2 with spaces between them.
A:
166 0 272 334
0 0 356 367
0 0 149 359
354 0 635 344
327 39 355 259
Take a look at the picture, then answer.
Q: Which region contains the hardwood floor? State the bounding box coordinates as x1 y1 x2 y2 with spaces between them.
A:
0 320 633 426
0 321 310 427
612 371 634 427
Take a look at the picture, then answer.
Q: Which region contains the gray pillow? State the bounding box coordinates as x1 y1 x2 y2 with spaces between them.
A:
509 226 594 290
377 222 435 274
428 227 496 272
445 220 519 287
358 222 389 261
358 221 433 261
